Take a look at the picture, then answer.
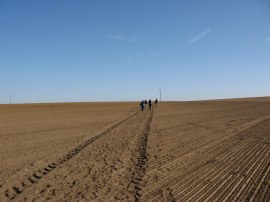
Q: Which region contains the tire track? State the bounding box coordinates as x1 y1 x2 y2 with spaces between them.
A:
0 110 140 201
132 108 154 202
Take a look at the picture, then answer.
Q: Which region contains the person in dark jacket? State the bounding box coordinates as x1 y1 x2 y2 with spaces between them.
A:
155 98 158 108
144 99 148 109
148 99 152 110
140 100 145 111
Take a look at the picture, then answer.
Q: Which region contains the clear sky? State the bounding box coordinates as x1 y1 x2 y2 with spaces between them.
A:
0 0 269 103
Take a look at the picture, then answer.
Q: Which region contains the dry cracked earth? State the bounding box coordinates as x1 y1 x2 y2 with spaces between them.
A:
0 99 269 201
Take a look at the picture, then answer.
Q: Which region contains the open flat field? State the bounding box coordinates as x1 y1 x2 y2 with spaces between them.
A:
0 98 270 201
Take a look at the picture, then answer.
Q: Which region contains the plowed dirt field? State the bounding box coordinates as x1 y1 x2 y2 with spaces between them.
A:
0 99 269 201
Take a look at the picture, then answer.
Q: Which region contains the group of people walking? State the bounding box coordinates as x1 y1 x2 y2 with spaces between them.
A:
140 99 158 111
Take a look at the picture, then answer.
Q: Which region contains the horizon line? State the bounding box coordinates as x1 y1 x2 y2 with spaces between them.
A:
1 96 269 105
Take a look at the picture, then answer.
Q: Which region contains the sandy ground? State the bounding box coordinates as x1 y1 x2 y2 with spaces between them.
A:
0 99 269 201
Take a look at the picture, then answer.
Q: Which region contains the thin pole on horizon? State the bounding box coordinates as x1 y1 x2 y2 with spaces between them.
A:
159 87 161 102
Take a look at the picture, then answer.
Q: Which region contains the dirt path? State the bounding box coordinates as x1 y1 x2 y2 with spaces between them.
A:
0 108 153 201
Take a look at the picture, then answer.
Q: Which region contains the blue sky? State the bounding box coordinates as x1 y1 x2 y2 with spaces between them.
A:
0 0 269 103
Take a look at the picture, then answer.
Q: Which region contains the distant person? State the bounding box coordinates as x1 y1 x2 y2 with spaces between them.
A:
155 98 158 108
148 99 152 110
144 99 148 109
140 100 145 111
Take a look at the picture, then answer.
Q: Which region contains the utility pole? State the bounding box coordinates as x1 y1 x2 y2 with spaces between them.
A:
159 88 161 102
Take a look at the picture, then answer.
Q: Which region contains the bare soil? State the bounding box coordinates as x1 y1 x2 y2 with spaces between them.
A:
0 99 269 201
